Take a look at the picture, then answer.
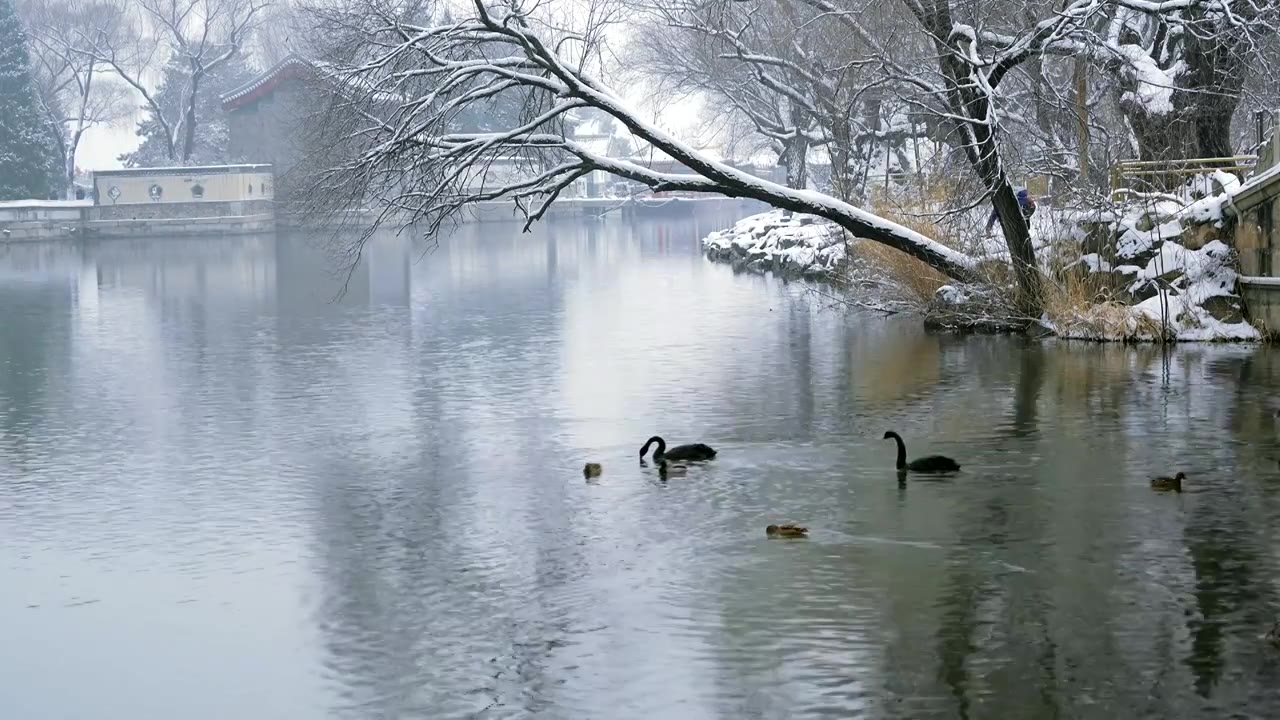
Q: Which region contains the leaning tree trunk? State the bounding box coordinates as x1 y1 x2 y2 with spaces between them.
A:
922 15 1042 315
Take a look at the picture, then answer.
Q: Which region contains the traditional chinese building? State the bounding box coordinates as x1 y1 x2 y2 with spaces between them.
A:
221 55 319 191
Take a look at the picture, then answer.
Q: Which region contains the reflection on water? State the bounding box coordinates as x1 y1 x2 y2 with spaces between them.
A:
4 211 1280 719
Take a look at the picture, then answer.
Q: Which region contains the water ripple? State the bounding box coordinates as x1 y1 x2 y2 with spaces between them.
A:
4 225 1280 719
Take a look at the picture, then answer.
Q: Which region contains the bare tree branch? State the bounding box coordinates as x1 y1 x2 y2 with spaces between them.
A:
300 0 979 282
18 0 132 196
84 0 269 163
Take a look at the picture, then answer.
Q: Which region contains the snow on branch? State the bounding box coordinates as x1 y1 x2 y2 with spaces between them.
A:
83 0 268 163
308 0 978 280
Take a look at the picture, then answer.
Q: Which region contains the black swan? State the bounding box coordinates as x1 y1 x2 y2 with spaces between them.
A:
640 436 716 463
1151 472 1185 492
883 431 960 473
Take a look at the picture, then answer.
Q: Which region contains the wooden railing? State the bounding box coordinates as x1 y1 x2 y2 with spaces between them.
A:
1109 156 1258 201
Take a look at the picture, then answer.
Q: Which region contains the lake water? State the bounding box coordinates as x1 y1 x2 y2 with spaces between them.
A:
3 210 1280 719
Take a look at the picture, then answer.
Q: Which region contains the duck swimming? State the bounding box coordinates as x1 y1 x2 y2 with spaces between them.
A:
766 524 809 538
883 431 960 474
1151 472 1185 492
640 436 716 463
583 463 602 479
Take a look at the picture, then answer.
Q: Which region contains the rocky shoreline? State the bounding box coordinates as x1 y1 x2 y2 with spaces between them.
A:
701 204 1261 342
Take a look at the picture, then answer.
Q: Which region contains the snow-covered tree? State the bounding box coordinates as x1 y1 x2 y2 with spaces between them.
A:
120 54 256 167
631 1 824 190
303 0 978 282
629 0 929 197
18 0 131 197
1066 1 1272 162
300 0 1280 315
974 0 1280 171
0 0 59 200
631 0 1280 306
88 0 268 164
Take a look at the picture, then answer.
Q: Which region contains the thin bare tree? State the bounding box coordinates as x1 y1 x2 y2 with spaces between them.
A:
86 0 269 163
629 0 931 199
18 0 131 197
975 0 1280 162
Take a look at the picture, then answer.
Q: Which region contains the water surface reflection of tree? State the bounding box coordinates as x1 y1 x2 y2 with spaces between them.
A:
0 282 72 469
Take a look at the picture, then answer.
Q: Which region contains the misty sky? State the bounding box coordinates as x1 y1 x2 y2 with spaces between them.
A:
72 77 703 171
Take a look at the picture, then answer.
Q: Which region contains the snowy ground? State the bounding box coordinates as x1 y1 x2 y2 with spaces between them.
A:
0 199 93 209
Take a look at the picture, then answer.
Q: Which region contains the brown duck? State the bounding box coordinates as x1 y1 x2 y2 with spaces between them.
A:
1151 472 1185 493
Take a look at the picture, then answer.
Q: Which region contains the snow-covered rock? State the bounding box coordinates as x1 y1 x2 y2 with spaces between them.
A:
702 210 846 279
1049 184 1258 342
703 173 1261 342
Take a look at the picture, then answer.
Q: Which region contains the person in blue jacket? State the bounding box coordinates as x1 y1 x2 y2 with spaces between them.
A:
986 187 1036 233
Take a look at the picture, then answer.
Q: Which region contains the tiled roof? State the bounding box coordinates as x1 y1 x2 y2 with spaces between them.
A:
220 54 316 111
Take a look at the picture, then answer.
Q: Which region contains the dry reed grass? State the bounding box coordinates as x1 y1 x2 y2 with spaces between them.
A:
850 185 968 306
1040 268 1168 341
851 240 950 304
1250 316 1275 342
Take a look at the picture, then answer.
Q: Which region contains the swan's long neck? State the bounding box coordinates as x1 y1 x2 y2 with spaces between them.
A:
890 434 907 469
652 437 667 461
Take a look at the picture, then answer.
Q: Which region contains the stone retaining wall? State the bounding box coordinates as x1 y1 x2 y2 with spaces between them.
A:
91 199 274 221
83 214 275 238
1 200 277 242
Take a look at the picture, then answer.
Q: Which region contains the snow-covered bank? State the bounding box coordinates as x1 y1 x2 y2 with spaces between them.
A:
1043 204 1259 341
703 189 1262 342
702 211 846 280
1045 171 1257 341
703 209 1001 318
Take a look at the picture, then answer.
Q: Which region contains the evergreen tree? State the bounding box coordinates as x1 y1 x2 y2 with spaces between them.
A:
120 54 257 168
0 0 58 200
